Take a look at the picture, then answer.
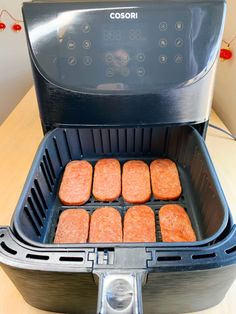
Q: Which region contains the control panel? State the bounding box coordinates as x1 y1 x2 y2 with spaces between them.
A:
24 1 225 92
56 11 188 90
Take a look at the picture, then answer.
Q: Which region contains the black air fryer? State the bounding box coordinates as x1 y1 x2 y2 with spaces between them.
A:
1 1 236 313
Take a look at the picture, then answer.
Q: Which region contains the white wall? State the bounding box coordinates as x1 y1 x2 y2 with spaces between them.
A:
214 0 236 134
0 0 32 125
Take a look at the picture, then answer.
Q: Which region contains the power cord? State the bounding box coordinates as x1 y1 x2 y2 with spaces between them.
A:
209 123 236 141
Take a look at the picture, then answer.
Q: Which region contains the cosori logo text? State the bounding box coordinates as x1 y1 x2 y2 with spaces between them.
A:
110 12 138 19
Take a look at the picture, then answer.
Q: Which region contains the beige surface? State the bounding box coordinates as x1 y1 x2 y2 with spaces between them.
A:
0 87 236 314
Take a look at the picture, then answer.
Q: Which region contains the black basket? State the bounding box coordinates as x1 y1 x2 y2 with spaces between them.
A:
10 125 230 247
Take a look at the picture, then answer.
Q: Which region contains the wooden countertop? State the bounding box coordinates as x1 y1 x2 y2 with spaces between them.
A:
0 87 236 314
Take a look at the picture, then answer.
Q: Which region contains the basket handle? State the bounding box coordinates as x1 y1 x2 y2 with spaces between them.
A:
95 271 146 314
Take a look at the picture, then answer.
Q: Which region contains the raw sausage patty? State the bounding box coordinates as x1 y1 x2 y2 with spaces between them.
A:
150 159 182 200
159 204 196 242
93 159 121 201
59 160 93 205
54 209 89 244
89 207 122 243
124 205 156 242
122 160 151 204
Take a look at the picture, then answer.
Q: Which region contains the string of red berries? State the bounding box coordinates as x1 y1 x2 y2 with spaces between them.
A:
0 9 23 32
220 36 236 61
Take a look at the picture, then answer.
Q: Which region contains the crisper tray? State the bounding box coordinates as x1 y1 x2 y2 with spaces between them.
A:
46 161 191 244
11 125 230 248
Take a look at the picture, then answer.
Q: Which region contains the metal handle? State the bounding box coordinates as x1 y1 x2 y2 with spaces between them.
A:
96 271 146 314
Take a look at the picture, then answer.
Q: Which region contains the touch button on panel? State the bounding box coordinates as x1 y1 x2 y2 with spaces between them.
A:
120 54 129 65
137 67 145 77
159 22 168 31
175 38 184 47
159 55 168 64
67 56 77 66
67 40 76 49
83 56 92 65
136 53 145 62
106 68 114 77
82 24 91 33
175 21 184 31
159 38 168 48
82 40 91 49
174 54 183 63
105 53 114 64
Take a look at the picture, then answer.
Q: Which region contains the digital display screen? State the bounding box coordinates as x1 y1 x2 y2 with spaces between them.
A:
103 27 147 42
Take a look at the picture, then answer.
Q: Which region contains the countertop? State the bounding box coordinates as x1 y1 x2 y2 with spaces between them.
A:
0 87 236 314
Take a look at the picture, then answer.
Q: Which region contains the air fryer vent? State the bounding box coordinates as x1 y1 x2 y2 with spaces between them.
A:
61 127 168 157
53 137 63 167
27 197 44 227
192 253 216 259
59 256 84 262
31 188 46 219
157 256 181 262
40 161 53 192
24 206 42 237
26 254 49 260
155 212 162 242
225 246 236 255
63 130 73 160
0 242 17 255
34 179 48 210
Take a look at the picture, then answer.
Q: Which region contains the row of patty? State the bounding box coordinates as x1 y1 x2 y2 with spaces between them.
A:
59 158 182 205
54 205 196 244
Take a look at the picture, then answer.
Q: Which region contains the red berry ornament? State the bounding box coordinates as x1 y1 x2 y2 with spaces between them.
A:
220 48 233 60
12 23 22 32
0 22 6 31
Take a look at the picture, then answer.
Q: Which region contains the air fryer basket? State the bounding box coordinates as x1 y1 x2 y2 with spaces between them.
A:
11 125 229 247
1 125 236 314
